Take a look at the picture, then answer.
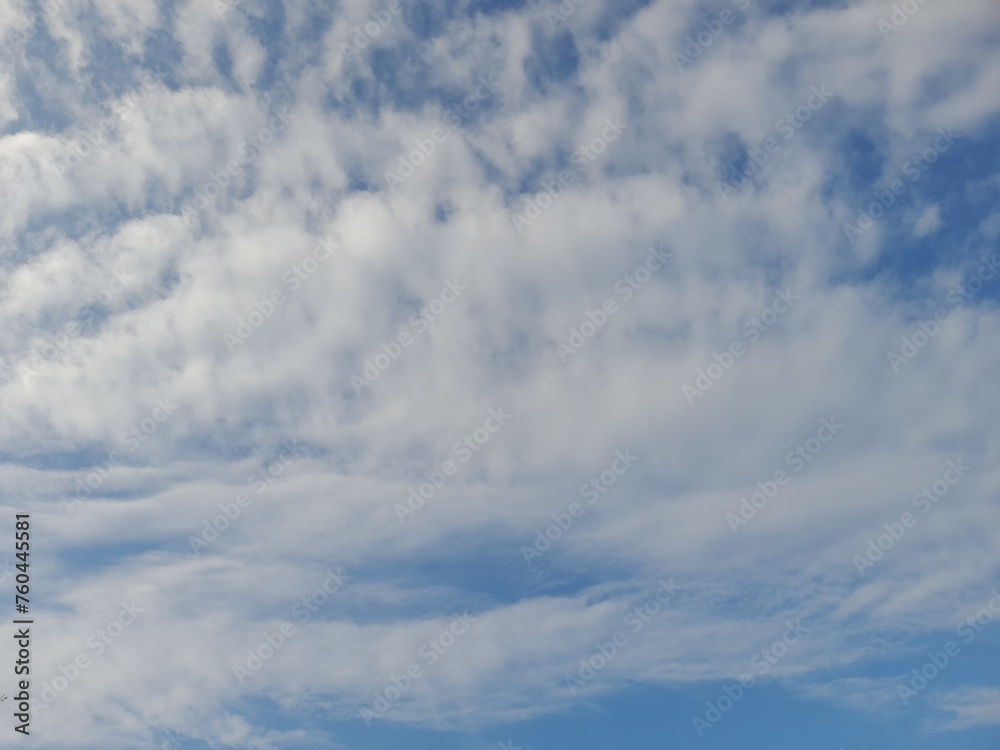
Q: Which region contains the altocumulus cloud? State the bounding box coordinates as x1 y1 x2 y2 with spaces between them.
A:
0 0 999 749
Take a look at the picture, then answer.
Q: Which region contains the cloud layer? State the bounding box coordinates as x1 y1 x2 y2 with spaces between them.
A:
0 0 998 747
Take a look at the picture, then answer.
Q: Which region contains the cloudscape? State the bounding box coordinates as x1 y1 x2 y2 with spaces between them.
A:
0 0 998 748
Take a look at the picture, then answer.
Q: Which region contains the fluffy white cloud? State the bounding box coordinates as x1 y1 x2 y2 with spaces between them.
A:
0 0 997 747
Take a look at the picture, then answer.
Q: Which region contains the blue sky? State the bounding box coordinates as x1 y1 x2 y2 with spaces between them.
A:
1 0 999 748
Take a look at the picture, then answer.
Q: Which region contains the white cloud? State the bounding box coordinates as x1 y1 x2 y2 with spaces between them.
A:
0 0 998 746
912 203 942 237
931 686 1000 731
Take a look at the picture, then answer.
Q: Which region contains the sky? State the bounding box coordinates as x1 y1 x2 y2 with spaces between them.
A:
0 0 999 748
